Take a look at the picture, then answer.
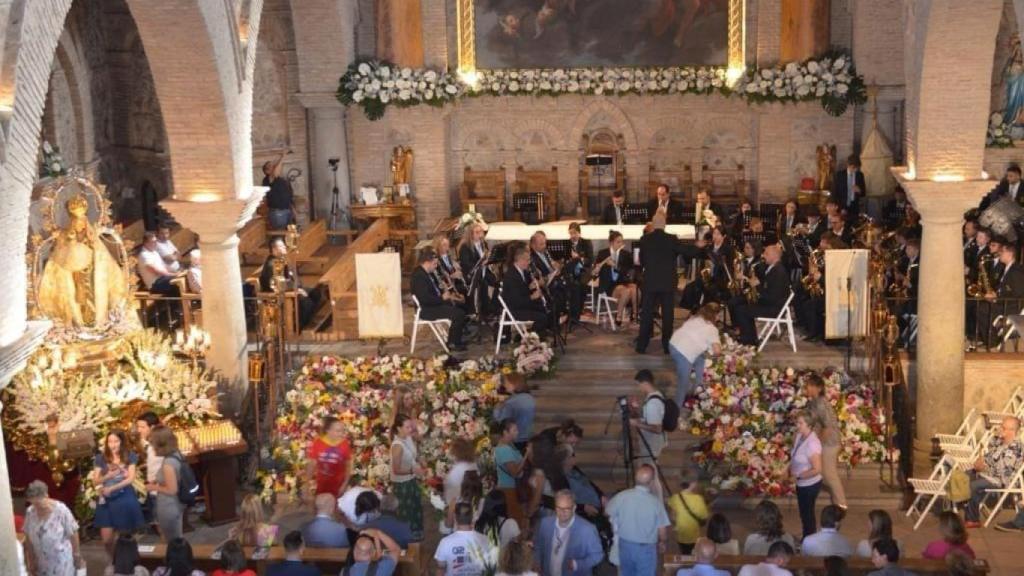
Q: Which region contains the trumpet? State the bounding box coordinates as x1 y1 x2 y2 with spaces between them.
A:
802 249 824 297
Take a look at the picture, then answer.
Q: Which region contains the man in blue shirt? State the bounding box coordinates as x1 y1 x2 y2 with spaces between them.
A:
302 493 349 548
359 491 416 548
606 465 671 576
266 531 319 576
676 539 729 576
534 490 604 576
493 373 535 451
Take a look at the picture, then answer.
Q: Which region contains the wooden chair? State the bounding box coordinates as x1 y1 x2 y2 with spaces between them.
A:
460 166 507 220
701 164 749 204
514 165 559 221
647 161 695 203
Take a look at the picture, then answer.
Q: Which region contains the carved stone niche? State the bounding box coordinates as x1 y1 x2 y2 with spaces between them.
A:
579 129 626 219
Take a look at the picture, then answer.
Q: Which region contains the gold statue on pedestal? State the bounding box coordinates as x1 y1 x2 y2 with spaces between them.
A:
32 176 131 332
390 145 413 186
816 144 836 192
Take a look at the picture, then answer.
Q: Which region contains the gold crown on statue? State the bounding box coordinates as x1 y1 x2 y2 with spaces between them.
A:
66 192 89 215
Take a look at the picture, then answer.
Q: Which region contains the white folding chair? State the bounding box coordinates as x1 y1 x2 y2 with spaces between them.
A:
981 462 1024 527
755 291 797 352
984 387 1024 427
410 295 450 354
593 287 618 331
585 281 597 313
906 454 964 530
936 409 986 451
495 294 533 355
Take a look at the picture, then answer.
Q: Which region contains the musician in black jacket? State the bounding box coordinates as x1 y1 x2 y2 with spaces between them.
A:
646 184 683 224
731 242 791 345
259 237 321 328
679 227 731 311
503 245 550 335
593 230 638 324
832 154 866 220
457 222 494 318
636 213 705 354
602 190 628 225
980 165 1023 210
411 248 468 351
565 223 593 320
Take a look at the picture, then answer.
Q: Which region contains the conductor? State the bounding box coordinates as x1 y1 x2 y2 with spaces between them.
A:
636 213 705 354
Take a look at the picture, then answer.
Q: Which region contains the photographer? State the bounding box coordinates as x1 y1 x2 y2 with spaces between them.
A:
629 369 668 498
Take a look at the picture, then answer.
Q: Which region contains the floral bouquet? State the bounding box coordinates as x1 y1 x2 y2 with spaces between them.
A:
513 332 555 377
39 141 68 179
987 112 1015 148
688 344 890 496
337 60 461 120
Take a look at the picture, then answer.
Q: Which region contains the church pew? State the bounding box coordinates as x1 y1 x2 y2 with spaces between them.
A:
318 217 392 335
137 542 420 576
242 219 330 272
663 553 990 575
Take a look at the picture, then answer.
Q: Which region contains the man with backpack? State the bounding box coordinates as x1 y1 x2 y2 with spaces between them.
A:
629 369 678 499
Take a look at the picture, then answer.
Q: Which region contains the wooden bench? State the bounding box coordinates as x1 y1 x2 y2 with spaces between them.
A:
138 542 420 576
663 553 990 575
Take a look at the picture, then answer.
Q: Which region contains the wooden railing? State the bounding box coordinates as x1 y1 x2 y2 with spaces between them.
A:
139 542 421 576
663 553 990 575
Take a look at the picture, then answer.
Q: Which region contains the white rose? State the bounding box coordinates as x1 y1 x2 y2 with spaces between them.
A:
996 128 1005 137
511 71 521 79
785 62 799 76
836 83 849 94
760 69 772 79
568 81 580 92
605 80 615 90
745 83 758 93
595 86 604 95
445 84 458 95
647 80 658 90
401 67 412 78
540 80 552 90
43 141 53 154
807 61 820 73
490 82 501 92
676 81 689 91
622 70 633 79
381 66 391 78
816 85 826 97
51 162 61 172
697 79 706 89
380 93 390 103
633 80 642 89
525 82 535 91
358 63 371 76
992 112 1004 125
399 89 411 100
619 81 631 91
834 57 846 69
796 85 810 97
773 78 783 88
711 78 722 87
661 79 670 88
509 81 520 92
580 80 591 90
352 90 365 102
371 79 382 91
418 81 426 90
424 70 438 82
822 72 833 83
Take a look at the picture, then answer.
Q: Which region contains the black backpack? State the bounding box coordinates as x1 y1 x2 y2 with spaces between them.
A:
169 452 200 505
645 394 680 432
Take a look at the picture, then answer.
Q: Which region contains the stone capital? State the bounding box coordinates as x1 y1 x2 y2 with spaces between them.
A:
161 188 267 244
892 167 993 224
296 91 344 109
0 320 51 390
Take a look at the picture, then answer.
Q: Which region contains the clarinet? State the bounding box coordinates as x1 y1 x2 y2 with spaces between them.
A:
527 263 550 313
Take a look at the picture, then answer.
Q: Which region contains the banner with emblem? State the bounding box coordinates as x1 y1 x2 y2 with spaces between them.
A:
825 249 870 339
356 252 404 338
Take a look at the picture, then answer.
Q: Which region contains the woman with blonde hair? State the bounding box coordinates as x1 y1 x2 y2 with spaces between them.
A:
668 302 722 407
146 425 185 541
228 494 279 549
496 539 537 576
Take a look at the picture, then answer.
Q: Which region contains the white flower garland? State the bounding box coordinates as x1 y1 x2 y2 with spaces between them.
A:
338 52 865 120
988 112 1015 149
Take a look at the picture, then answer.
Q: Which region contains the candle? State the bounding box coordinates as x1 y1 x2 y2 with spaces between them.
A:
176 331 184 346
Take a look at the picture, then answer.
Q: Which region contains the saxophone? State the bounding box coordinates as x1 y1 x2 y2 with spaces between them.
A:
744 258 760 304
802 249 824 297
728 252 744 297
967 254 993 298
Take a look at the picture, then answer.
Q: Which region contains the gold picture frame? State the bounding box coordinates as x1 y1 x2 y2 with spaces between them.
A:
456 0 745 76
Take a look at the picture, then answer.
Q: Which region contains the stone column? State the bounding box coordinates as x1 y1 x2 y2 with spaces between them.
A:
780 0 830 63
162 194 265 417
297 94 352 227
0 321 51 574
896 173 991 452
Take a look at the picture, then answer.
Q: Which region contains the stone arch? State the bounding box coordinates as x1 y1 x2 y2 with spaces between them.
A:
44 28 96 167
511 118 566 152
566 98 640 152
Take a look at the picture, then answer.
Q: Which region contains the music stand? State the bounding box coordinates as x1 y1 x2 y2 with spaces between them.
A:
623 204 648 225
547 240 571 260
512 192 544 224
584 155 613 218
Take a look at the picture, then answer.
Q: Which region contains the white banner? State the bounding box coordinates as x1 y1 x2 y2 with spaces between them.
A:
825 249 870 339
356 252 404 339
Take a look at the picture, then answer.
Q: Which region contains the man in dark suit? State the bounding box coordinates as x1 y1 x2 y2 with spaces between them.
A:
980 165 1024 210
827 213 855 247
974 242 1024 346
646 183 683 224
804 207 827 249
260 237 321 328
411 248 467 351
832 154 866 220
503 245 550 335
731 242 791 345
601 190 627 225
636 213 705 353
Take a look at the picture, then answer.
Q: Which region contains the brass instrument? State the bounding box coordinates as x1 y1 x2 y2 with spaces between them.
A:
728 252 744 296
967 254 994 298
802 249 824 297
744 259 760 304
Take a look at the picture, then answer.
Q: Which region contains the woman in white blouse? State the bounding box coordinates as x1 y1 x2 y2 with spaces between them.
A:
669 302 722 407
790 411 823 539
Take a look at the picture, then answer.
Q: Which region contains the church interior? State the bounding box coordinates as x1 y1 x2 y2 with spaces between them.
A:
5 0 1024 575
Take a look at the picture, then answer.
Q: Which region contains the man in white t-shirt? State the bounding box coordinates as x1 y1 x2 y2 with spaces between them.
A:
156 224 181 273
434 502 492 576
137 232 177 295
186 250 202 294
738 541 795 576
338 483 382 528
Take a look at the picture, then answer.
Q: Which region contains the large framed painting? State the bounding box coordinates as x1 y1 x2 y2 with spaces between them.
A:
457 0 742 71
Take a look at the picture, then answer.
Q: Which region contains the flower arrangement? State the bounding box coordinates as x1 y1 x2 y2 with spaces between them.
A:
513 332 555 377
987 112 1015 148
337 51 865 120
39 141 68 178
2 329 219 437
259 352 505 502
687 343 891 496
